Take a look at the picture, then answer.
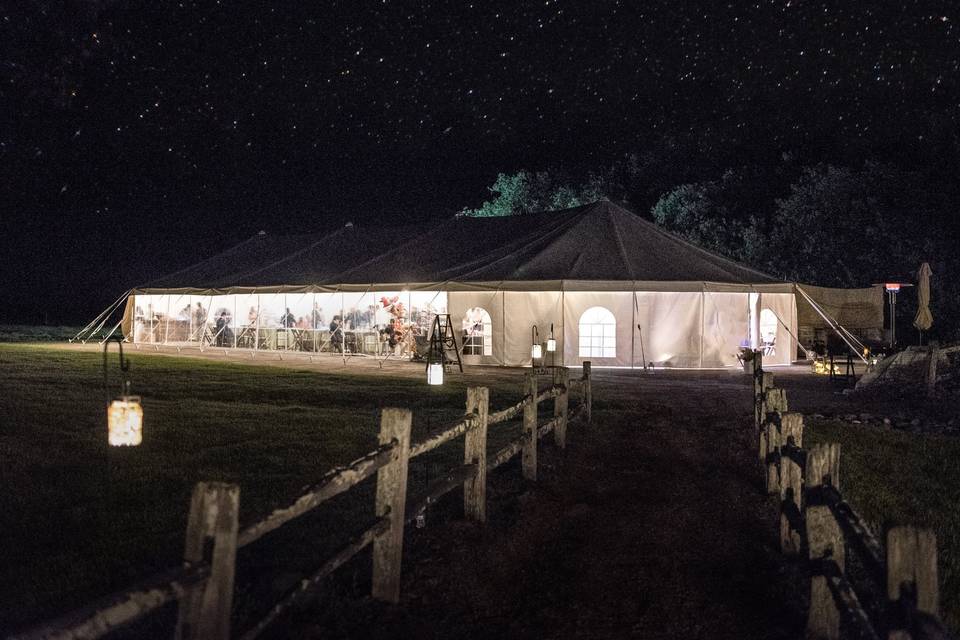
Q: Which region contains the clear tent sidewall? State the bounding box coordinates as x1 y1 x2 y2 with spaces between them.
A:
122 285 798 368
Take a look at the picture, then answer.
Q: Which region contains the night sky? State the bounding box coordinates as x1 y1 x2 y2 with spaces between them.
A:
3 1 959 323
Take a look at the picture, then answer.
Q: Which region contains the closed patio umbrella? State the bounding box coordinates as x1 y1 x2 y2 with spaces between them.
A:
913 262 933 342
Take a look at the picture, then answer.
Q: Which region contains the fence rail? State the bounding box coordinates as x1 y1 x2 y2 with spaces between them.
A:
12 363 593 640
751 351 956 640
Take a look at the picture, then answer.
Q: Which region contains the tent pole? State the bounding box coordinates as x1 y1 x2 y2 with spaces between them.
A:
699 288 705 368
76 290 130 343
561 287 565 367
73 289 131 343
501 289 506 368
98 319 123 345
163 295 172 345
254 294 260 356
630 289 635 370
86 306 121 344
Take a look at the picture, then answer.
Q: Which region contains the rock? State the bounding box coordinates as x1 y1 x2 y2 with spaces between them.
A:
911 418 921 427
883 418 892 425
851 420 862 424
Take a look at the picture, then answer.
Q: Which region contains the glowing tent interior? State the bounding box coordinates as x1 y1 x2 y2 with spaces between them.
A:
104 200 819 368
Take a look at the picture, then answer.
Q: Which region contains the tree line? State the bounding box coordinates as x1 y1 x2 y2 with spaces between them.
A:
460 152 959 342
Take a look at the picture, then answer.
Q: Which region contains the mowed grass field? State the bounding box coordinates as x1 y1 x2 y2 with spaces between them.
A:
804 419 960 632
2 343 958 636
0 343 529 633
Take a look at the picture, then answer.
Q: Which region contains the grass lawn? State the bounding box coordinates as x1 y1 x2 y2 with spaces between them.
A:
0 343 530 633
0 325 82 342
805 420 960 632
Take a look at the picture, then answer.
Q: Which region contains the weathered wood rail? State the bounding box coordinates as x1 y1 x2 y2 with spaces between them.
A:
752 352 956 640
11 363 593 640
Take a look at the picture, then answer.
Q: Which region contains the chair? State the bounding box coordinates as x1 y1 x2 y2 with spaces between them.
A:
762 337 776 356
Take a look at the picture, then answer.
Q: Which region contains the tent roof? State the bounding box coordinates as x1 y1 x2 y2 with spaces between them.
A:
139 201 787 292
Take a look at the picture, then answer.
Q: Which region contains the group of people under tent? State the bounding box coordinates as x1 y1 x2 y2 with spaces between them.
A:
126 296 432 357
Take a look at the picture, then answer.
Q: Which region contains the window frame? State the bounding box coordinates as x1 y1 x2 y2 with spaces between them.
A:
462 307 493 357
578 306 616 359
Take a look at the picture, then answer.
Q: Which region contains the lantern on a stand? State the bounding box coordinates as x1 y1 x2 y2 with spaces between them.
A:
103 336 142 446
531 325 542 363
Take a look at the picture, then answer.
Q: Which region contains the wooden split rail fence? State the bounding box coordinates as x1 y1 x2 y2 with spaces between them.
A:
752 352 955 640
12 363 593 640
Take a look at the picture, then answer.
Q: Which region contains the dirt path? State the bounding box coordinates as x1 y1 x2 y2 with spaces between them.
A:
288 371 806 639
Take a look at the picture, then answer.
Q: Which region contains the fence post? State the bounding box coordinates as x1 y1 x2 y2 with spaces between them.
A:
372 407 412 603
763 413 782 495
752 355 764 428
554 367 569 449
582 361 592 424
778 413 804 555
756 371 775 432
805 504 844 640
522 372 538 481
175 482 240 640
806 442 841 495
763 386 788 419
887 526 939 631
464 387 489 522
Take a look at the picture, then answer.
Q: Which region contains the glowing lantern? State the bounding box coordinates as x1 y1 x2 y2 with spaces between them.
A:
531 343 543 359
427 362 444 385
103 336 143 446
546 322 556 352
108 396 143 446
531 325 542 362
812 359 842 376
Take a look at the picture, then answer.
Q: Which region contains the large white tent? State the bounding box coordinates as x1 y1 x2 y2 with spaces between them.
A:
116 201 802 368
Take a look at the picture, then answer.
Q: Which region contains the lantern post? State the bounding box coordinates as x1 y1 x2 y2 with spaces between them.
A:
530 325 542 368
874 280 914 350
103 336 143 447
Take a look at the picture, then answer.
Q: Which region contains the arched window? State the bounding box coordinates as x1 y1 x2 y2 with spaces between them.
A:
759 308 778 355
579 306 616 358
462 307 493 356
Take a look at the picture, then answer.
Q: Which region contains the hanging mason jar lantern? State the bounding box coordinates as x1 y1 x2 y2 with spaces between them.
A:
108 394 143 446
546 322 556 353
104 336 143 446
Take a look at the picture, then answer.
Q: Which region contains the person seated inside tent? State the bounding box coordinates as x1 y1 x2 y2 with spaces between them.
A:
329 315 344 352
281 307 296 328
380 323 397 353
193 302 206 326
214 311 231 347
